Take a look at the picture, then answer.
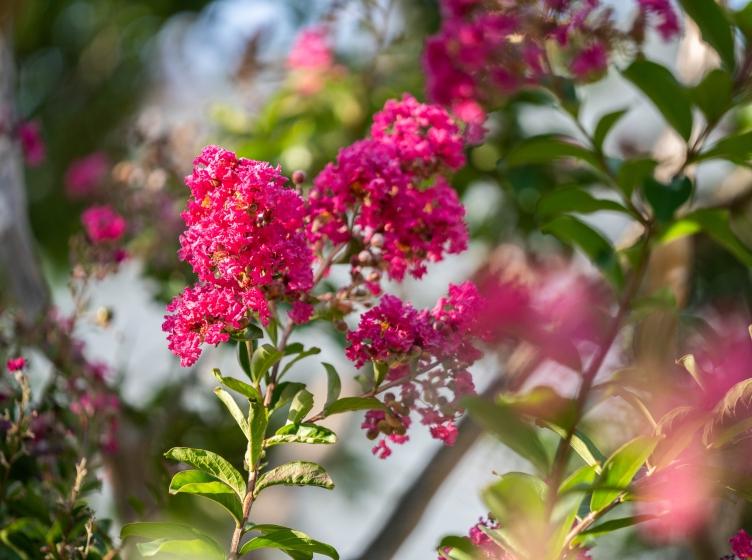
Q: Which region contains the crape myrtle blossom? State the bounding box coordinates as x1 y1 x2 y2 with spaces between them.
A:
81 205 127 244
6 357 26 372
424 0 681 139
65 152 110 199
17 120 45 167
307 95 468 282
164 146 314 366
730 529 752 559
287 26 333 72
347 282 482 458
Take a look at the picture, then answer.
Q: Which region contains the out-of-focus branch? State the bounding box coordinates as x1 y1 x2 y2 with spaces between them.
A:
0 20 49 321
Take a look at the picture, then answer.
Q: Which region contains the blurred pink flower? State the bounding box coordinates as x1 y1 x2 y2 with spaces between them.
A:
81 205 127 243
17 121 45 167
65 152 110 199
6 357 26 371
287 26 333 71
731 529 752 559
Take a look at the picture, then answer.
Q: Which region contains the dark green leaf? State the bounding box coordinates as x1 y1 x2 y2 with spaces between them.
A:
255 461 334 495
695 131 752 165
590 436 658 511
623 59 693 140
288 389 314 424
504 135 600 169
168 470 243 526
691 68 733 122
643 176 693 222
324 396 388 416
237 341 253 380
733 3 752 41
251 344 283 384
164 447 246 499
679 0 736 70
542 215 624 288
616 158 657 197
593 109 628 150
464 397 550 473
537 187 631 219
231 324 264 341
239 528 338 559
265 423 337 447
323 363 341 409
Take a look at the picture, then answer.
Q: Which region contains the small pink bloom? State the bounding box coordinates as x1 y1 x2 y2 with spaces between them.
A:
287 26 333 72
65 152 110 199
81 205 127 243
638 0 680 41
17 121 45 167
570 42 608 78
731 529 752 559
6 357 26 371
289 301 314 324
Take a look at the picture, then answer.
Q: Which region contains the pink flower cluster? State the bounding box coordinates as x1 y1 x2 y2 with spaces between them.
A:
82 205 127 244
347 281 482 457
6 357 26 372
731 530 752 559
65 152 110 199
164 146 313 366
308 95 468 281
424 0 681 138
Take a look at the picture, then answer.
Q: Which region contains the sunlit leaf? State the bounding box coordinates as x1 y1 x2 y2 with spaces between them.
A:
323 363 342 409
251 344 283 384
212 368 261 401
590 436 658 511
239 527 338 558
288 389 314 424
164 447 246 499
265 423 337 447
254 461 334 495
536 187 631 219
214 388 249 438
168 470 243 526
324 396 388 416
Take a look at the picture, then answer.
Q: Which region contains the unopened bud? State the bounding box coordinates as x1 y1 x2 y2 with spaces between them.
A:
292 170 306 184
370 233 385 248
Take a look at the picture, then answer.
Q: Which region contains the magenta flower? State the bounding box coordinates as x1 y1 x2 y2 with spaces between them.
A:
65 152 110 199
570 42 608 78
17 121 45 167
731 529 752 559
6 357 26 371
287 26 333 71
638 0 680 40
81 205 126 243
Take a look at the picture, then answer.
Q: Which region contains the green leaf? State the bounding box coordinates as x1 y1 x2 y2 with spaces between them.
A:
559 464 598 495
464 397 550 473
437 536 478 560
163 448 246 499
265 423 337 447
214 388 249 438
255 461 334 495
579 515 656 538
593 109 629 150
659 208 752 267
251 344 283 384
690 68 733 123
679 0 736 71
248 399 267 468
240 528 339 559
590 436 658 511
545 423 605 472
623 59 693 140
324 396 388 416
237 341 253 380
281 346 322 376
288 389 314 424
542 215 624 288
230 324 264 341
137 538 224 559
733 3 752 41
536 187 631 219
615 158 657 197
695 131 752 165
676 354 704 389
500 386 578 431
373 361 389 387
212 369 261 401
643 176 693 222
504 135 600 169
270 382 307 413
323 363 341 409
168 470 243 526
120 523 204 541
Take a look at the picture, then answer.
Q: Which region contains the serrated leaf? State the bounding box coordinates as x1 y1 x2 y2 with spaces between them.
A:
239 528 338 558
265 423 337 447
168 470 243 526
288 389 314 424
623 59 693 140
323 363 341 409
464 397 550 473
504 135 600 169
251 344 283 383
214 388 249 438
593 108 629 149
590 436 658 511
643 176 693 223
679 0 736 71
212 369 261 401
542 215 624 288
164 448 246 499
324 396 388 416
536 187 631 219
255 461 334 495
